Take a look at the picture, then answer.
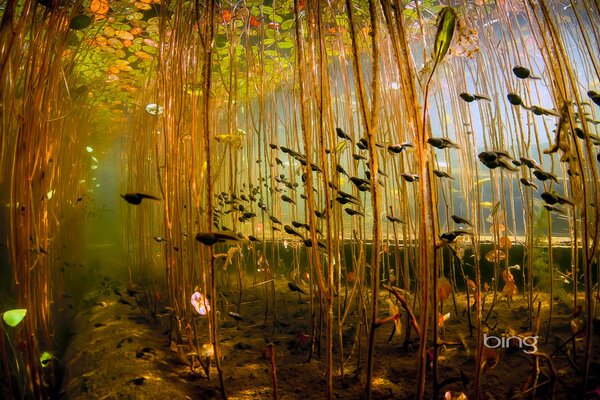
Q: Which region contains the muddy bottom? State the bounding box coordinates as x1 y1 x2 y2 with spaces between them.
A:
60 278 600 399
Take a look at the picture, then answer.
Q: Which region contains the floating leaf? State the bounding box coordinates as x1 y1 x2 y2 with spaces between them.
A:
126 12 144 21
278 40 294 49
40 351 53 367
69 15 92 30
2 309 27 327
108 38 123 49
90 0 109 15
116 30 134 41
134 2 152 10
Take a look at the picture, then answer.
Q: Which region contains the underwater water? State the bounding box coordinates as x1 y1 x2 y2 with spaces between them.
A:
2 0 600 399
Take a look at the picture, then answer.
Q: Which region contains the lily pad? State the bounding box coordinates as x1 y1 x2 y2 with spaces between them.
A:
69 15 92 30
2 309 27 327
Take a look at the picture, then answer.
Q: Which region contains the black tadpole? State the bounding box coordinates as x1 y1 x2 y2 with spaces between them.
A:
195 232 240 246
336 127 353 142
451 215 473 227
440 230 474 243
121 193 161 205
288 281 307 295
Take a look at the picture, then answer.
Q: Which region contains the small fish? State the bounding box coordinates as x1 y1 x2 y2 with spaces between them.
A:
519 178 538 190
344 208 364 217
451 215 473 227
507 93 524 106
433 169 453 179
440 230 474 243
587 90 600 107
281 194 295 204
269 143 279 150
195 232 240 246
242 212 256 219
248 235 259 242
427 137 459 150
120 193 161 205
336 127 353 141
352 153 367 161
401 173 419 182
288 281 307 295
153 236 168 243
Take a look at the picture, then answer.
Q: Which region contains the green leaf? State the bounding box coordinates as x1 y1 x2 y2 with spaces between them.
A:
2 309 27 327
278 40 294 49
69 15 92 30
40 352 53 367
281 19 294 31
433 7 457 64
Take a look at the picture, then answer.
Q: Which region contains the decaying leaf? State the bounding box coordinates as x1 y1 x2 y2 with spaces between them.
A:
482 347 499 372
502 280 518 299
485 249 505 263
498 236 512 250
386 299 402 334
438 277 452 301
